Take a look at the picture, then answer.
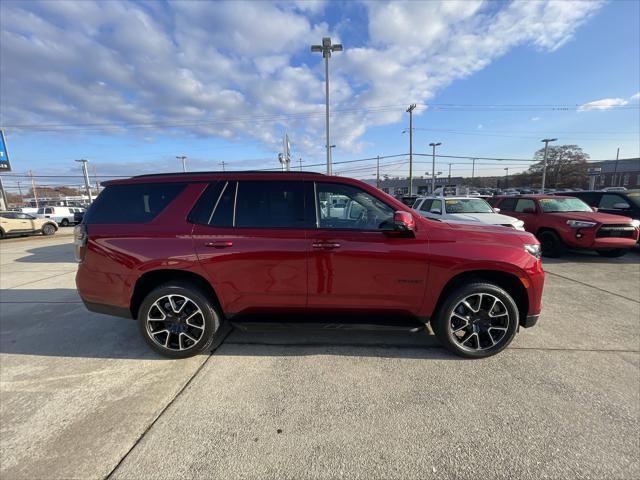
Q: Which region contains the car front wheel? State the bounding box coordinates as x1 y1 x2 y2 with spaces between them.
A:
42 223 56 236
537 230 566 257
138 282 221 358
432 282 519 358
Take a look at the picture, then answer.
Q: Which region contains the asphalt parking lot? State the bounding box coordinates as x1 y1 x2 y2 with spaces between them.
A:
1 231 638 480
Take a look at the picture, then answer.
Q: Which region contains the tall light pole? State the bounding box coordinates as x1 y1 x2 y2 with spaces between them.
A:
311 37 343 175
376 155 380 189
429 142 441 194
75 159 93 203
504 167 509 189
176 155 187 173
540 138 557 194
406 104 417 194
448 163 452 183
471 158 476 183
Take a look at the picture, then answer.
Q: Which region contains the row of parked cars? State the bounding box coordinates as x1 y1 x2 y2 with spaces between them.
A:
411 190 640 257
0 206 87 239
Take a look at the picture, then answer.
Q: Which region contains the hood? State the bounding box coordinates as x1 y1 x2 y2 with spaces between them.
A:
447 212 518 225
443 221 536 245
547 210 633 224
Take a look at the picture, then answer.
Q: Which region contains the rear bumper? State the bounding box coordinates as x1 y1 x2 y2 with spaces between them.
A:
522 314 539 328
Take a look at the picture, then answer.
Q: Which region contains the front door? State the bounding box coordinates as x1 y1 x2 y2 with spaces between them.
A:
307 182 429 316
192 179 312 316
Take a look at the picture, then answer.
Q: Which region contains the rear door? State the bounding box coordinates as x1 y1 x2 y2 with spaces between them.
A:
307 181 428 315
0 212 19 233
191 179 312 316
597 193 636 218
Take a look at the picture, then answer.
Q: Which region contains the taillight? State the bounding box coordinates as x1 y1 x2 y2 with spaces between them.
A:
74 224 87 262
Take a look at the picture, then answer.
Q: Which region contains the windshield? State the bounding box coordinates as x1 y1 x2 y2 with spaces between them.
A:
626 191 640 207
445 198 494 214
539 197 592 213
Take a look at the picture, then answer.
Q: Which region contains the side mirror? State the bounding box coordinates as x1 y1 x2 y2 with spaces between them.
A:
394 211 415 231
493 207 501 213
522 207 535 214
613 202 630 210
592 206 598 212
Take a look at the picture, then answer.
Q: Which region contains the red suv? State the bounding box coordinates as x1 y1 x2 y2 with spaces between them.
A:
491 195 639 257
75 172 545 359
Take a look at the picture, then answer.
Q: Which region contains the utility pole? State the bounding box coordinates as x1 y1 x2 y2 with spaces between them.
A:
406 104 417 194
311 37 343 175
299 158 303 171
504 167 509 189
613 147 620 186
219 161 226 172
16 180 22 196
376 155 380 189
75 159 93 203
540 138 557 194
92 164 100 194
471 158 476 182
176 155 187 173
29 170 38 208
448 163 452 183
429 142 441 194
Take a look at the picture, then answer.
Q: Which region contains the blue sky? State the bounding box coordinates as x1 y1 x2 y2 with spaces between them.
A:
0 0 638 190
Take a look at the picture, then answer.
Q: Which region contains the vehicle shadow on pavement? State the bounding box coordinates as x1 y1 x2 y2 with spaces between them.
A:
0 291 457 360
13 243 76 263
542 246 640 265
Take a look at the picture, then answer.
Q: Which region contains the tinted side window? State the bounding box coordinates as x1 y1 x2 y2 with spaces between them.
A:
515 199 536 212
189 181 236 227
419 199 433 212
84 183 186 224
599 194 627 209
235 181 307 228
499 198 517 211
45 208 54 214
316 182 394 230
1 212 16 219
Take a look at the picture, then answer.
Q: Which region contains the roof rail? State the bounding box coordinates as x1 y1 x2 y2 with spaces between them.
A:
132 170 324 179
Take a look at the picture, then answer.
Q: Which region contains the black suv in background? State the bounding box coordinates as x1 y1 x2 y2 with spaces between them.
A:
564 190 640 223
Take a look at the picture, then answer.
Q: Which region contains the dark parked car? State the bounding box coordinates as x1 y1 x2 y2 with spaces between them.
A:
492 195 639 257
76 171 545 359
558 190 640 224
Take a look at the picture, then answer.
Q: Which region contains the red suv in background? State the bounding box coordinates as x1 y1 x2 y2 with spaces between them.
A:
492 195 639 257
75 172 545 359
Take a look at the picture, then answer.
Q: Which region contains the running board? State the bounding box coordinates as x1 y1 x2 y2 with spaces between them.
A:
230 321 426 334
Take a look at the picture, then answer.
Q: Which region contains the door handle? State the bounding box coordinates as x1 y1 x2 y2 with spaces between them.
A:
312 241 341 250
205 241 233 248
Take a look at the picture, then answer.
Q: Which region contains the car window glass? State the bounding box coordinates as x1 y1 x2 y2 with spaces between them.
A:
431 200 442 213
15 213 30 219
84 183 186 224
599 194 627 209
235 181 307 228
1 212 16 219
499 198 516 211
45 208 53 214
515 199 536 212
419 199 433 212
316 182 394 230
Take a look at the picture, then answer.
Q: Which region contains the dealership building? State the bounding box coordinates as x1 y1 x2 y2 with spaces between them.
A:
590 158 640 189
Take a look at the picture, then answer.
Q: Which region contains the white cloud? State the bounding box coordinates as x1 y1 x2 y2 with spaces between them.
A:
578 98 629 111
531 117 541 122
0 0 604 159
630 92 640 101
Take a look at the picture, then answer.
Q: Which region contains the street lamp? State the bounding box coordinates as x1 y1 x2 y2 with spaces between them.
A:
311 37 343 175
429 142 442 193
504 167 509 189
176 155 187 173
75 159 93 203
540 138 557 194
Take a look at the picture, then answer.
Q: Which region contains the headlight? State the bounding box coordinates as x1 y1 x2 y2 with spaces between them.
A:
631 219 640 228
566 220 597 228
524 244 541 259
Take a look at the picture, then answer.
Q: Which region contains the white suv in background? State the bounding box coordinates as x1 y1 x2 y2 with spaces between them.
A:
35 206 77 226
412 196 525 230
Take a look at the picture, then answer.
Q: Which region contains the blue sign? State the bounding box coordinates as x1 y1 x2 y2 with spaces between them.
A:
0 130 10 172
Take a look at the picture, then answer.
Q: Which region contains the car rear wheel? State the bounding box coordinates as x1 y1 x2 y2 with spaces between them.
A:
60 218 69 227
138 282 221 359
597 249 627 258
537 230 566 257
42 223 56 236
432 282 519 358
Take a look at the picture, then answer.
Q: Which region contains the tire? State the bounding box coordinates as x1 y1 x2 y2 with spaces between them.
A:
432 282 519 359
60 218 69 227
42 223 56 236
537 230 566 258
597 249 627 258
0 229 4 239
138 281 221 359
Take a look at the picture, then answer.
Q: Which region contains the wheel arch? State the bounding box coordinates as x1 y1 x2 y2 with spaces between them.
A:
433 270 529 327
130 269 221 320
